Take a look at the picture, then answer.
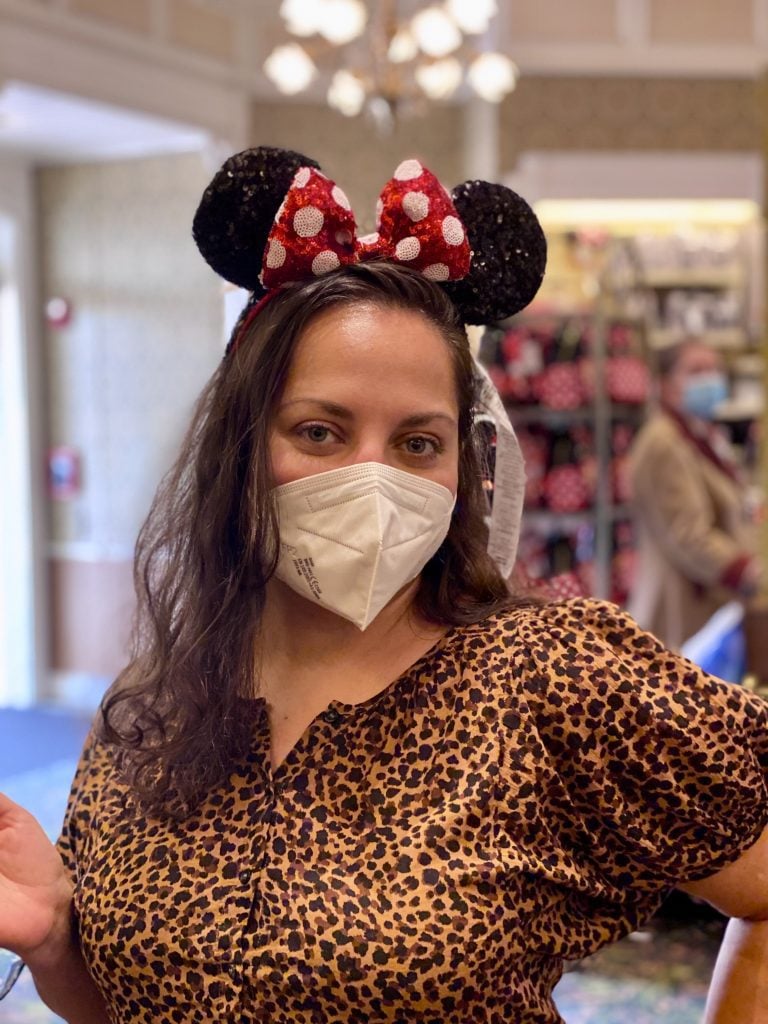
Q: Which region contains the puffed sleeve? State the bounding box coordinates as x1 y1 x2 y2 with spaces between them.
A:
511 598 768 895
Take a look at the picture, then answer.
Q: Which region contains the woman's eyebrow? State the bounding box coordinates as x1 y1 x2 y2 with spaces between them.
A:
397 412 457 429
280 399 456 428
280 398 354 419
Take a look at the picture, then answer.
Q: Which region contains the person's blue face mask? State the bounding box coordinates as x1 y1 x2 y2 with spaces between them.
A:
681 372 728 420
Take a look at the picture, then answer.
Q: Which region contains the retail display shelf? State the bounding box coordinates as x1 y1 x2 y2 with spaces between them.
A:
647 327 749 350
507 405 594 425
523 508 596 528
640 266 744 289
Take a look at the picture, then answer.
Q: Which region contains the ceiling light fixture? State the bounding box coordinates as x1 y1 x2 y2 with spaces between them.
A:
263 0 518 124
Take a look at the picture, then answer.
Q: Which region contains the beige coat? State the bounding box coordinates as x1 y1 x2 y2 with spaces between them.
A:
628 410 756 651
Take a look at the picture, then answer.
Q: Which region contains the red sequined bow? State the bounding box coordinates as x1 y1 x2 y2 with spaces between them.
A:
260 159 471 290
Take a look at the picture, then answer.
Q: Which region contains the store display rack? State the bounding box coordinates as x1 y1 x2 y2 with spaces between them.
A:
481 205 762 603
480 305 648 603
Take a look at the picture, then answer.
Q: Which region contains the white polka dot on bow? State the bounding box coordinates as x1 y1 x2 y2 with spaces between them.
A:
423 263 449 281
442 216 465 246
293 206 324 238
395 237 421 261
331 185 351 211
265 239 286 268
312 250 340 275
394 159 423 181
402 191 429 222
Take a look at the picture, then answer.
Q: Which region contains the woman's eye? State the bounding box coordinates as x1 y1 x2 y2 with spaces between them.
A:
404 436 441 456
298 423 337 445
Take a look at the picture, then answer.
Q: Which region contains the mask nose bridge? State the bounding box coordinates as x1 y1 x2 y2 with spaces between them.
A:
303 482 431 516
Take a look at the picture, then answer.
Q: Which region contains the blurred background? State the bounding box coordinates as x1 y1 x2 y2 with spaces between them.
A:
1 1 768 1021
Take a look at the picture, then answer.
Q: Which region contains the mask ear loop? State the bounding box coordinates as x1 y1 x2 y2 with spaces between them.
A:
472 359 526 579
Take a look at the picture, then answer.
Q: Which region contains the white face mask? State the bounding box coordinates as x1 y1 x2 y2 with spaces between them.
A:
273 462 456 630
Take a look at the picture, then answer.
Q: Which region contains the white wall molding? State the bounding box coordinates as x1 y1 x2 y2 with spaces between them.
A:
507 151 764 205
47 543 135 563
0 2 250 149
508 41 768 78
0 155 48 706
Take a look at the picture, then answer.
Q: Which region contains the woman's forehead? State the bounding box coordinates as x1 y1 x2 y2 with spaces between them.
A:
284 303 458 398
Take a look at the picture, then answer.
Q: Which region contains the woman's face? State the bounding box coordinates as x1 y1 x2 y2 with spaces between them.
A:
666 341 723 408
270 302 460 495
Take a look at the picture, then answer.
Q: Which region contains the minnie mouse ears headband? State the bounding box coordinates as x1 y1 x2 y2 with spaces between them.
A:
192 145 547 333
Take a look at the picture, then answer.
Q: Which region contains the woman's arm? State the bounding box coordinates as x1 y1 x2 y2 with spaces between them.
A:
24 899 111 1024
0 792 110 1024
679 823 768 1023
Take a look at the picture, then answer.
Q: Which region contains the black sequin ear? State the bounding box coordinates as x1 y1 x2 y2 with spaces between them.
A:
192 146 321 294
443 180 547 325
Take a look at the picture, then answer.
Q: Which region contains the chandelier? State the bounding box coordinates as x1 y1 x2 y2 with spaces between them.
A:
263 0 518 122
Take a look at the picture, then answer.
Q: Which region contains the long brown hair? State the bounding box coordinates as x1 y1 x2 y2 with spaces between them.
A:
101 263 523 817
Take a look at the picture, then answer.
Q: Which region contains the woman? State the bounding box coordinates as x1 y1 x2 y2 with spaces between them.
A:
629 337 762 651
1 147 767 1024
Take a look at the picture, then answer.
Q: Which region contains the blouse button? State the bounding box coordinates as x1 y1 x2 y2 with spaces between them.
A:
239 869 252 886
323 707 341 725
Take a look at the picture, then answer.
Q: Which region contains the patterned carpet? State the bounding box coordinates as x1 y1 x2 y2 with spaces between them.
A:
0 707 722 1023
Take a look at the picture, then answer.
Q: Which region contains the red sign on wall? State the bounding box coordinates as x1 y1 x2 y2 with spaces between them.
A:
48 446 81 500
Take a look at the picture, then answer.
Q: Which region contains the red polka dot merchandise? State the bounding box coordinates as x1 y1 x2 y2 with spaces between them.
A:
500 328 545 403
545 571 585 601
606 354 650 405
577 558 597 596
532 362 585 411
516 427 549 507
543 464 590 513
612 547 637 604
611 424 635 504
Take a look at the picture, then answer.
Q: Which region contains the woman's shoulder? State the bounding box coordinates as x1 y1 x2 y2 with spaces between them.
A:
458 596 647 651
631 411 688 462
450 596 683 702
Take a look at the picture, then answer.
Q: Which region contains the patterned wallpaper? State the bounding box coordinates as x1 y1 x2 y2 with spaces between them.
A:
39 152 224 551
499 77 762 164
249 74 762 214
249 101 466 228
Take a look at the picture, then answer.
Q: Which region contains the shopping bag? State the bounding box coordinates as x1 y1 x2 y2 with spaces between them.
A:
742 605 768 684
680 601 746 683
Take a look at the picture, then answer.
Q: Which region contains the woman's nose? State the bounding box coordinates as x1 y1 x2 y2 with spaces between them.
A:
348 438 393 467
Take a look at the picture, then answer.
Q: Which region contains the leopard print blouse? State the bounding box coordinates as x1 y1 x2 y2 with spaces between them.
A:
57 599 768 1023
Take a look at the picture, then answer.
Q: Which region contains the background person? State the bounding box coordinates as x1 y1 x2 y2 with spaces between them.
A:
628 336 762 652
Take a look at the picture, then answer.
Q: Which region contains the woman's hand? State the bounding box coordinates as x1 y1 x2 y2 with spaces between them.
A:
0 792 73 963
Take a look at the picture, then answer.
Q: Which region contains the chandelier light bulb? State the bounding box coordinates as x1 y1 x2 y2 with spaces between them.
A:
388 26 418 63
327 69 366 116
446 0 497 34
279 0 325 36
411 7 462 57
467 51 518 102
318 0 367 45
415 58 463 99
264 43 317 94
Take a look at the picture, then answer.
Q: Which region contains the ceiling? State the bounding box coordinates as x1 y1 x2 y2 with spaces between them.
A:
0 81 210 164
2 0 768 166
